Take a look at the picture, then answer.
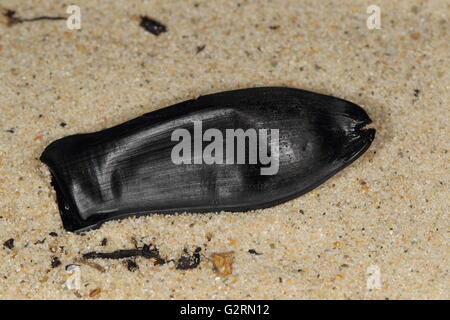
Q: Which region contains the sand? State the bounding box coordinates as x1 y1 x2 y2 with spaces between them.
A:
0 0 448 299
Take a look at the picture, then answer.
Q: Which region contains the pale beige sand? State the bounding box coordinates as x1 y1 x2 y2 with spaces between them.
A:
0 0 448 299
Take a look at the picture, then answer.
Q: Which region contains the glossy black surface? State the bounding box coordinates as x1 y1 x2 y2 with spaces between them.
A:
40 87 375 232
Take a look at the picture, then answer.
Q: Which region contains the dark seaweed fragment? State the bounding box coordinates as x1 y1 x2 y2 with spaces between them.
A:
51 257 62 268
142 244 166 265
83 244 165 265
196 45 206 54
124 259 139 272
3 238 14 249
139 16 167 36
176 247 201 270
248 249 262 255
83 249 144 259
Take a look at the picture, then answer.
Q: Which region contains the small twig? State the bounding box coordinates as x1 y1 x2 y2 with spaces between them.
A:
2 8 65 26
175 247 201 270
20 16 65 22
74 258 106 273
83 244 166 265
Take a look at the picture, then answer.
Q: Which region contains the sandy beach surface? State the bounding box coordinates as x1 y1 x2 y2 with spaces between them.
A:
0 0 448 299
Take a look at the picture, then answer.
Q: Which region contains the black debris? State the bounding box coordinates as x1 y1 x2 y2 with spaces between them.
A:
248 249 262 255
60 122 67 128
3 9 15 18
5 128 15 133
139 16 167 36
269 25 280 30
83 243 165 265
196 45 206 54
84 248 144 259
51 257 62 268
2 8 65 26
299 209 305 214
100 238 108 246
49 232 58 237
124 259 139 272
176 247 201 270
414 89 420 97
2 9 17 25
34 238 46 245
3 238 14 249
142 244 166 265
